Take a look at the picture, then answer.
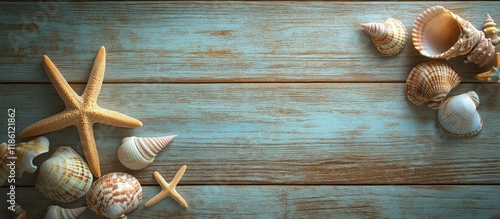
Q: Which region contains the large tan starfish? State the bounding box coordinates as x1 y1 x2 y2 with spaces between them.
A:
145 165 188 208
476 52 500 83
19 46 143 177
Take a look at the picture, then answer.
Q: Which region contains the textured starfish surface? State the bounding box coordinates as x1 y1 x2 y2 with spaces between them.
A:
145 165 188 208
19 46 143 177
476 52 500 83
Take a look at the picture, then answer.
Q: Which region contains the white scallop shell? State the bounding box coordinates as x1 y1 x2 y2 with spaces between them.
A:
117 135 176 170
86 172 142 219
437 91 482 136
0 136 49 186
36 146 93 203
44 205 86 219
361 18 408 56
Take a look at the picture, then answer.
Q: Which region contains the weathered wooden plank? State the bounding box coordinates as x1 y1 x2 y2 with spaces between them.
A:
2 83 499 186
1 185 499 218
0 2 498 83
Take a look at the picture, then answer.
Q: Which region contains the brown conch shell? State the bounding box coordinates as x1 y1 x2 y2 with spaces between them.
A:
36 146 93 203
482 13 500 45
406 61 461 109
412 6 495 67
117 135 176 170
44 205 87 219
437 91 482 136
361 18 408 56
87 172 142 219
0 136 49 186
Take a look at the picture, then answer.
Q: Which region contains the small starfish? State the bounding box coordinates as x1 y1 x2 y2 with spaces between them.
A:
476 52 500 83
145 165 188 208
19 46 143 177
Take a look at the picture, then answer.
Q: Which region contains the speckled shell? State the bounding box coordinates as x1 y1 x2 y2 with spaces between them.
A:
36 146 93 203
412 6 494 66
464 33 495 67
86 172 143 219
117 135 176 170
406 61 461 109
437 91 482 136
0 136 49 186
361 18 408 56
44 205 86 219
482 13 500 45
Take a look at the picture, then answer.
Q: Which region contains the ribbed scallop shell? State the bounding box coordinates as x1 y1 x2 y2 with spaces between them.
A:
361 18 408 56
406 61 461 109
44 205 86 219
117 135 176 170
412 6 494 66
0 136 49 186
437 91 482 136
87 172 142 219
36 146 93 203
482 13 500 45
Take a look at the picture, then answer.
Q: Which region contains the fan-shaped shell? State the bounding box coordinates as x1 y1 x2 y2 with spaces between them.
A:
437 91 482 136
361 18 408 56
117 135 176 170
406 61 461 109
36 146 93 203
412 6 494 66
87 172 142 219
44 205 86 219
1 136 49 186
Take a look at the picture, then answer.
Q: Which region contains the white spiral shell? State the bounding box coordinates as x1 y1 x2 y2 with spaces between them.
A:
117 135 176 170
44 205 86 219
437 91 483 136
0 136 49 186
36 146 93 203
86 172 143 219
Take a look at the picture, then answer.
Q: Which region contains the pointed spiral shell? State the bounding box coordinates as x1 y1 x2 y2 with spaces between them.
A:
406 61 461 109
1 136 49 186
117 135 176 170
87 172 142 219
482 13 500 45
44 205 86 219
437 91 482 136
361 18 408 56
36 146 93 203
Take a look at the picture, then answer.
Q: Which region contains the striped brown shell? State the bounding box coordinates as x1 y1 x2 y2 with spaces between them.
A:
361 18 408 56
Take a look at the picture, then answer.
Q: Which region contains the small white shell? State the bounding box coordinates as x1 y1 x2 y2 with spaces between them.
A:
44 205 86 219
361 18 408 56
117 135 176 170
1 136 49 186
87 172 142 219
36 146 93 203
482 13 500 45
437 91 483 136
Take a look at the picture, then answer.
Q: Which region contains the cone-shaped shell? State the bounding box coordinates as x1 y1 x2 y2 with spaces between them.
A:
464 33 495 67
87 172 142 219
1 136 49 186
412 6 485 61
36 146 93 203
406 61 461 109
44 205 86 219
437 91 482 136
482 13 500 45
362 18 408 56
117 135 176 170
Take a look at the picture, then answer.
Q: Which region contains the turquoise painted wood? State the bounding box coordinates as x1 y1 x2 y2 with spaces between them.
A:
1 1 500 219
0 2 498 83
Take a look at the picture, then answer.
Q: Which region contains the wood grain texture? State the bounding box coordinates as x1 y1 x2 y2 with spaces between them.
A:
0 1 499 83
1 186 499 218
2 83 499 186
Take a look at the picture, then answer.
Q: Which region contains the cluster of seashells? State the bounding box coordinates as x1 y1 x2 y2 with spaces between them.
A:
362 6 498 136
1 134 181 218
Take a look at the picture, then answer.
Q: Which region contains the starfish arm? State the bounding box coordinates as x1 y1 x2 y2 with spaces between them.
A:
82 46 106 104
153 171 169 190
94 107 143 128
145 190 169 207
170 165 187 186
170 189 188 208
43 55 81 108
77 119 101 177
19 111 75 138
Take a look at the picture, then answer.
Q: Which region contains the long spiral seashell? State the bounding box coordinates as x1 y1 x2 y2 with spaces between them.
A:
483 13 500 45
361 18 408 56
117 135 177 170
44 205 86 219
